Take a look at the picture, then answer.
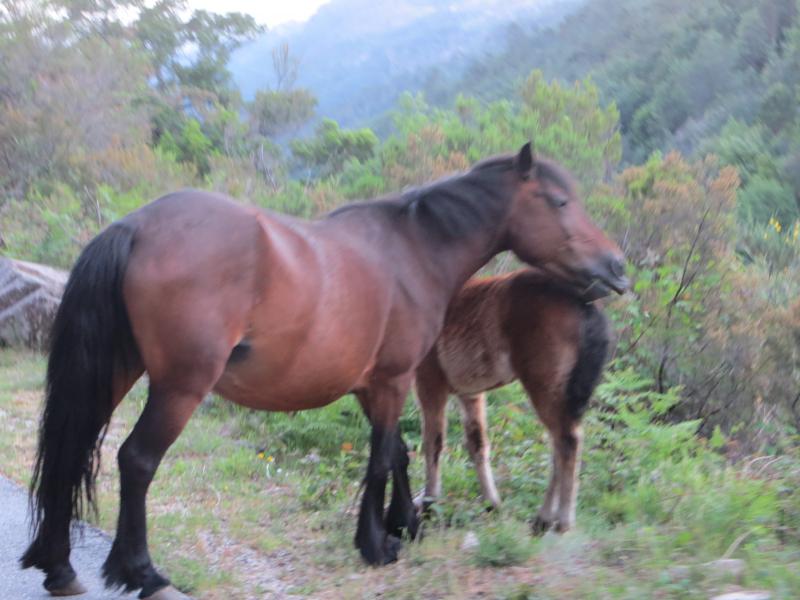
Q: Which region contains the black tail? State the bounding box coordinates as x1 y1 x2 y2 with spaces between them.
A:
21 222 139 573
565 303 610 420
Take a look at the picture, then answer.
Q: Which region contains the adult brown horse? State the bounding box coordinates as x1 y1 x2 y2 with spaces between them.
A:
415 269 611 533
21 143 628 599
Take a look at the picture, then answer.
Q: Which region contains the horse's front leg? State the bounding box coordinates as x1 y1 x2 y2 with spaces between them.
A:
354 376 413 565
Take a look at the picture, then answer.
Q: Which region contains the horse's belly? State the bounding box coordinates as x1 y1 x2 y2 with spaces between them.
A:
214 365 356 411
214 302 384 411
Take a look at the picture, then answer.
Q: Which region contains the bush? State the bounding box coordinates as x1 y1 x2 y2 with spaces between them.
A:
474 519 534 567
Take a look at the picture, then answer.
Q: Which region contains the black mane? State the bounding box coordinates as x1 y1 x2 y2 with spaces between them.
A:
327 153 577 243
329 154 516 242
401 155 516 242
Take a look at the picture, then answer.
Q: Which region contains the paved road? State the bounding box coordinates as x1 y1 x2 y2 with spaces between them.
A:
0 474 136 599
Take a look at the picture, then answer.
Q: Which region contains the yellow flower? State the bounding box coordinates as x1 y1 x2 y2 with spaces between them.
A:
257 451 265 460
267 455 274 463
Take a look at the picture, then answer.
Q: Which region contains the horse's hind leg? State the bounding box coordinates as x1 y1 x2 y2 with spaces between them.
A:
459 393 500 508
385 430 420 540
102 367 220 598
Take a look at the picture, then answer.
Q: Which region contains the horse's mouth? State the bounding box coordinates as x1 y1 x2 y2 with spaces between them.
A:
593 274 630 296
540 264 629 300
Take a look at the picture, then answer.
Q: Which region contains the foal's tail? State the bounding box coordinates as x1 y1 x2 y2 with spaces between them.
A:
21 222 139 572
565 303 610 420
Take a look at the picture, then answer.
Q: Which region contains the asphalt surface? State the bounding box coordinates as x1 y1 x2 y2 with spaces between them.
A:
0 474 136 599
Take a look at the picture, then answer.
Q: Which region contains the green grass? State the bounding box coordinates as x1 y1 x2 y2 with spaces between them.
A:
1 349 798 598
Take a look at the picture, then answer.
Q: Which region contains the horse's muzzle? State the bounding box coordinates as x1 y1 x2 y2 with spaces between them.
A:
587 253 629 295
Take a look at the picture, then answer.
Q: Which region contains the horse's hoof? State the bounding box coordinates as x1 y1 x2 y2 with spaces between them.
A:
141 585 191 600
48 577 87 596
531 516 553 536
382 535 402 565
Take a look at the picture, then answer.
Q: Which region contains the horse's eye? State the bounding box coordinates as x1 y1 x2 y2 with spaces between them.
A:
548 194 568 208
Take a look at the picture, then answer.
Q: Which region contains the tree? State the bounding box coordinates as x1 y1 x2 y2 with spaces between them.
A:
250 90 317 138
272 42 299 91
170 10 261 105
758 82 796 133
291 119 378 178
737 8 772 71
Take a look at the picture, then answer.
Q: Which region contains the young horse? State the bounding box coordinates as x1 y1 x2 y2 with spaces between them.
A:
21 144 628 599
415 269 610 533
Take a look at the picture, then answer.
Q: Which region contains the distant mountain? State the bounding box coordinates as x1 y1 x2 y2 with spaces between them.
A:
229 0 582 129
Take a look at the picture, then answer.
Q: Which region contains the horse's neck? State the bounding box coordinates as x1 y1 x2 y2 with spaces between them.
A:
421 228 507 301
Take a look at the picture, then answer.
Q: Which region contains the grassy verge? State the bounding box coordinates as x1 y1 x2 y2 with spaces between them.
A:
1 349 798 599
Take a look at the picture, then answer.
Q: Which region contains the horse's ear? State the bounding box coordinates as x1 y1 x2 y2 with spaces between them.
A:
515 141 535 179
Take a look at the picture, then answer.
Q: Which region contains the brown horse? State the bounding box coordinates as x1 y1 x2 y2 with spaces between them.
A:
21 144 628 599
415 269 610 533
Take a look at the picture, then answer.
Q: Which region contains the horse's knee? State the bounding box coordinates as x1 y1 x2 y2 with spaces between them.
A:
118 441 157 486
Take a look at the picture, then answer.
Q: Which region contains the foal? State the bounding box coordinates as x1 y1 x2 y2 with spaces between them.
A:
22 144 627 599
415 269 610 532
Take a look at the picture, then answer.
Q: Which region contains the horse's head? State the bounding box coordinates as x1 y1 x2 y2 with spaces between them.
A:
505 143 629 296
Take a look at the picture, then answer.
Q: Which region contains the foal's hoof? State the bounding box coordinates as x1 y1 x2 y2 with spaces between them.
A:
141 584 191 600
414 495 439 520
531 516 553 536
48 577 87 596
553 521 573 534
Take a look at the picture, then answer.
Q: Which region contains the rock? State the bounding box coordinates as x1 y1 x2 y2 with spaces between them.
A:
0 257 67 350
710 592 771 600
461 531 479 551
705 558 746 580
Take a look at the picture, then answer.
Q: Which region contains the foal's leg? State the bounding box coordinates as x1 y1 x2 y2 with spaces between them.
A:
531 444 560 534
552 420 582 532
459 393 501 508
525 386 567 535
414 355 449 509
102 375 217 599
354 377 412 565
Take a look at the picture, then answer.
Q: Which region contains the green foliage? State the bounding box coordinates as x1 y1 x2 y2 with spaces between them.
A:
474 520 534 567
759 82 797 133
291 119 379 178
374 72 621 193
738 175 798 226
434 0 800 230
250 89 317 138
